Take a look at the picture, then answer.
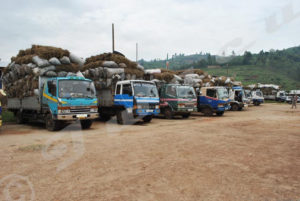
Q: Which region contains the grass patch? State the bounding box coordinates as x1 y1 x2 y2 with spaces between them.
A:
18 144 45 152
264 100 286 104
2 110 15 122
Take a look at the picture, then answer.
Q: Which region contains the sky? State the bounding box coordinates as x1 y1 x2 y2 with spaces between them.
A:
0 0 299 66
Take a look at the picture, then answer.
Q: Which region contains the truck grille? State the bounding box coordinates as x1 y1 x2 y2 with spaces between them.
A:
70 107 91 113
138 103 157 109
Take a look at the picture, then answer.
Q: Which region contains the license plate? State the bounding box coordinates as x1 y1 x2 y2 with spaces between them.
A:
77 114 87 118
188 109 193 112
146 109 153 112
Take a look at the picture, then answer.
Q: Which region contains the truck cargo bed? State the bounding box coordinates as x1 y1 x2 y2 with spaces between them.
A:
7 96 41 111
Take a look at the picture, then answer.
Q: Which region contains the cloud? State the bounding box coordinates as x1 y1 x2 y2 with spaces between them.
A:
0 0 299 66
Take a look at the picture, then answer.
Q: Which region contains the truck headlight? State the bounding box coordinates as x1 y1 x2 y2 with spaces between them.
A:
178 103 185 108
218 104 224 107
90 108 98 112
155 105 160 109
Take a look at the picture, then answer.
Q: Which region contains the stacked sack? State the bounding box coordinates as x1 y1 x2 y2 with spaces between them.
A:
82 52 145 90
2 45 84 98
145 68 238 88
144 69 182 84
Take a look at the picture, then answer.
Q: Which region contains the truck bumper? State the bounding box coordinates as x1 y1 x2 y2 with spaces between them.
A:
134 109 160 116
56 113 99 120
215 107 225 112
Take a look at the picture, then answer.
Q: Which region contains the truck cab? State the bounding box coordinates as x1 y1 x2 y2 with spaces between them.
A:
8 76 99 131
250 90 264 106
276 91 287 102
228 86 248 111
197 86 230 116
159 84 197 119
113 80 160 124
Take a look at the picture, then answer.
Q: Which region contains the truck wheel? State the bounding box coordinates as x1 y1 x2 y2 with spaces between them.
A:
231 104 239 111
216 111 224 116
117 110 129 125
143 115 153 123
182 113 190 119
80 120 93 129
164 108 173 119
16 111 24 124
203 107 213 116
45 114 60 131
238 107 243 111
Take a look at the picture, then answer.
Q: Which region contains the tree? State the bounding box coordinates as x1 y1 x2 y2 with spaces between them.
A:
243 51 252 65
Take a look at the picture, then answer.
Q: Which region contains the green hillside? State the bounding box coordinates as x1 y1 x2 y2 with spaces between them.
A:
140 46 300 90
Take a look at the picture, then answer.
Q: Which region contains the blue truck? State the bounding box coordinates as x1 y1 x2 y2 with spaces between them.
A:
197 86 230 116
7 76 99 131
97 80 160 124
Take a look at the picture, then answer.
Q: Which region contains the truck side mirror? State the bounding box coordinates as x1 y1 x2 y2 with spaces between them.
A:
34 89 39 96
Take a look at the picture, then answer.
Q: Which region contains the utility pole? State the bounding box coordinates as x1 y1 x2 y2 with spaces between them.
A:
136 43 138 63
166 53 169 70
112 23 115 52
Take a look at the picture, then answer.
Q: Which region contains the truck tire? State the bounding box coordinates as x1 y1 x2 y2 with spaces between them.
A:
182 113 190 119
203 107 213 116
45 114 60 131
117 110 129 125
143 115 153 123
164 108 173 119
80 120 93 129
216 111 224 116
231 104 239 111
16 111 24 124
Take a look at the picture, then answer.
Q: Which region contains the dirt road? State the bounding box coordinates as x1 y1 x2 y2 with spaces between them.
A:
0 104 299 201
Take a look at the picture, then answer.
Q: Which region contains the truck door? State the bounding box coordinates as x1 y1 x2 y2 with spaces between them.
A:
43 80 58 115
114 83 134 108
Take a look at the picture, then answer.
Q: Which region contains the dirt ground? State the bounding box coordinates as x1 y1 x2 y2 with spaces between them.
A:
0 103 299 201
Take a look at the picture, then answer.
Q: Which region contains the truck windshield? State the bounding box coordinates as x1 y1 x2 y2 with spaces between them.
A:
177 86 196 98
217 88 229 99
59 80 96 98
256 91 263 97
133 82 158 97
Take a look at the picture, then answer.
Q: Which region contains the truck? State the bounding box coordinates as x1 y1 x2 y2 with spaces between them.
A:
285 90 300 103
251 90 264 106
97 80 160 124
158 84 197 119
196 86 230 116
228 86 249 111
7 76 99 131
275 90 287 102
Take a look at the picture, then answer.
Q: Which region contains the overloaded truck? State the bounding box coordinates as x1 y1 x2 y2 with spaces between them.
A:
7 76 99 131
228 86 249 111
196 86 230 116
98 80 160 124
158 83 197 119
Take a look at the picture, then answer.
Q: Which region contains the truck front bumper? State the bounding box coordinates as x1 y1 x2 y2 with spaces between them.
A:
56 113 99 120
133 109 160 116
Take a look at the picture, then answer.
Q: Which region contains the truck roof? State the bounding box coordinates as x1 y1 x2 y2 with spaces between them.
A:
201 86 227 89
117 80 155 84
46 76 92 82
